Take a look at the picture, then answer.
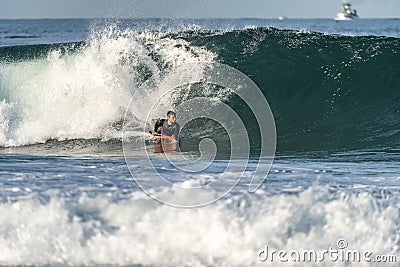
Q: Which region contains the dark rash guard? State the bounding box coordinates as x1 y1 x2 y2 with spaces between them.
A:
162 121 180 139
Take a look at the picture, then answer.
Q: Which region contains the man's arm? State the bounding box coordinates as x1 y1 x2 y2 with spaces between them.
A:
173 123 180 140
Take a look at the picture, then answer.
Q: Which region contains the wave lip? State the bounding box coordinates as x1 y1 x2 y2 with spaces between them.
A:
4 35 40 39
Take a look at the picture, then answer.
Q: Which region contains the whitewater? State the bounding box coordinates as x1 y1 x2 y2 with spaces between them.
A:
0 18 399 266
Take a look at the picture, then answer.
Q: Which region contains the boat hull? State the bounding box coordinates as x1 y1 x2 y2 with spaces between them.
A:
335 12 358 21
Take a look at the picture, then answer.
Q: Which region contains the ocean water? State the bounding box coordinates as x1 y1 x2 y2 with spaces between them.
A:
0 18 399 266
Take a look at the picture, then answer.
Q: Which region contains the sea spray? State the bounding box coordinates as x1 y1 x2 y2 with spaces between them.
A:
0 26 216 147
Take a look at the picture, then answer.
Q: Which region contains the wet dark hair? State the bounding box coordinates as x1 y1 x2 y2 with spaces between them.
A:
154 118 165 133
167 111 176 117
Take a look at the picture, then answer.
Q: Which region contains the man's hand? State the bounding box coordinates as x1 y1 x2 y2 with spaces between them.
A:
152 134 175 141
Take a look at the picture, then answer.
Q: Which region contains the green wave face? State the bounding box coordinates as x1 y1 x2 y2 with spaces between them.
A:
0 28 399 152
182 28 400 152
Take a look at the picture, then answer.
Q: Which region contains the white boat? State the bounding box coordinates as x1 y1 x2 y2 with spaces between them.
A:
335 1 359 20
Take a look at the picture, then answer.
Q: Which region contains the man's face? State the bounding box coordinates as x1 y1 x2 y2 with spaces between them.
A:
168 114 176 124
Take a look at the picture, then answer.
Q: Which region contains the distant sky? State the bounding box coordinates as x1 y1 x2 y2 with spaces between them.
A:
0 0 399 19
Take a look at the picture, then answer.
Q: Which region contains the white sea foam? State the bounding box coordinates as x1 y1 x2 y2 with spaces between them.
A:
0 26 215 147
0 100 13 144
0 185 398 266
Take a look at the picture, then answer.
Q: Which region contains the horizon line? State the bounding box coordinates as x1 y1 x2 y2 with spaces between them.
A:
0 16 399 20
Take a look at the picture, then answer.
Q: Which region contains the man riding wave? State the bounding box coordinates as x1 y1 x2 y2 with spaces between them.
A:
152 111 180 142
